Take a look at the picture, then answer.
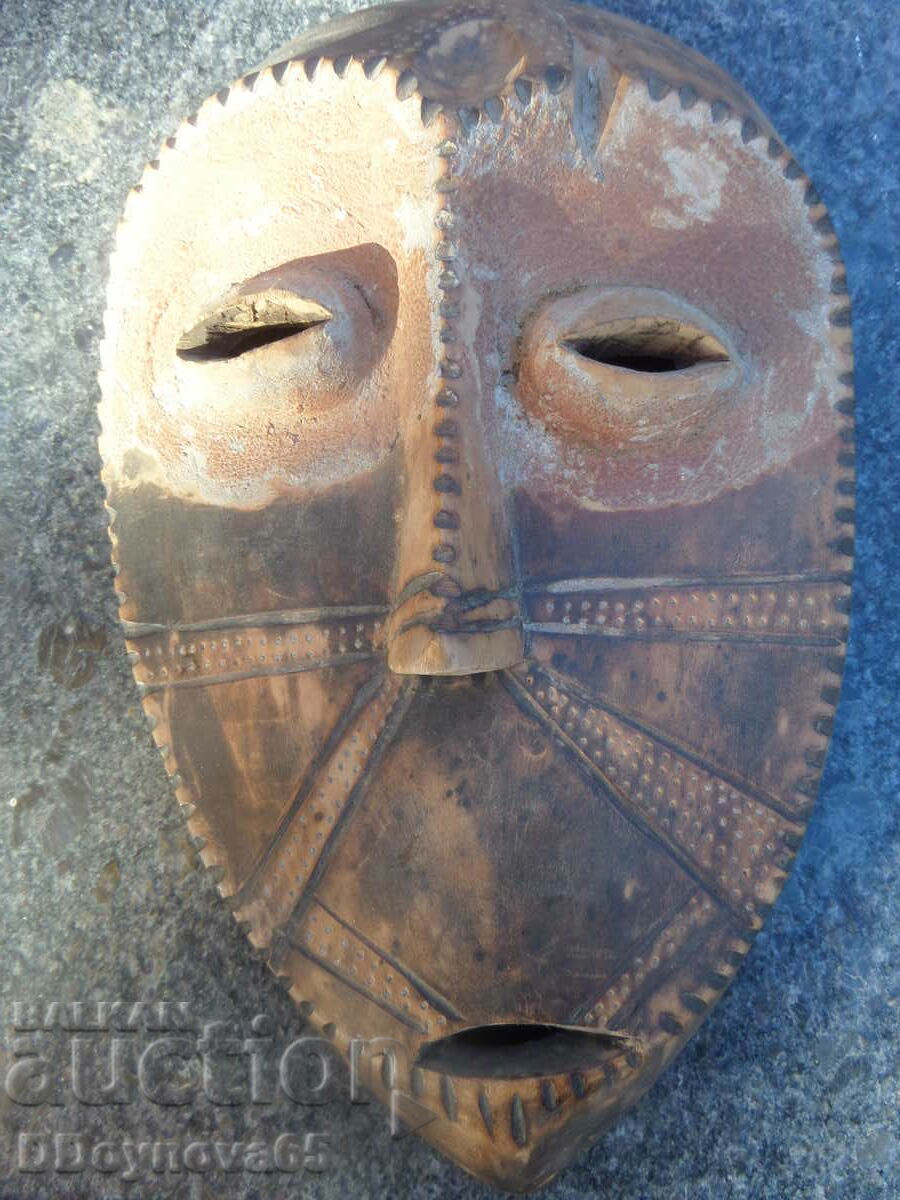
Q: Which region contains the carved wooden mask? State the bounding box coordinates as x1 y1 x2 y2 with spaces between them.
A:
99 0 854 1189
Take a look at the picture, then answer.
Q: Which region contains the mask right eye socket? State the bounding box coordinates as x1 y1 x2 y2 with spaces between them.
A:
562 316 730 375
176 292 332 362
515 286 741 450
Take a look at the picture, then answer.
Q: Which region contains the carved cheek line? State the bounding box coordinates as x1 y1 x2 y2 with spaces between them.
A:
231 672 416 947
503 663 805 930
126 613 386 692
122 604 388 638
288 896 464 1034
523 574 850 647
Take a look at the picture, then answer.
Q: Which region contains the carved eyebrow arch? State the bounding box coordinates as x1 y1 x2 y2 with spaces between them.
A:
176 292 332 362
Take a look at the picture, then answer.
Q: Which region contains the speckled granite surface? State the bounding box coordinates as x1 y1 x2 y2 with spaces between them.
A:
0 1 897 1196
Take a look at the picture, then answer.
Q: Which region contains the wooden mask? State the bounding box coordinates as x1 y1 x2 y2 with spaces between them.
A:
99 0 854 1189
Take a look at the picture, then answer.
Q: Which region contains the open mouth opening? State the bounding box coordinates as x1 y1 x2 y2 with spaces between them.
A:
415 1022 633 1080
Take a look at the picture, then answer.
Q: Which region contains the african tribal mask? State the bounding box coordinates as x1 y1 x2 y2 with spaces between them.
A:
99 0 854 1189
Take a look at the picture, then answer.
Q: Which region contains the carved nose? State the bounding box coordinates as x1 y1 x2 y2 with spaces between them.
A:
388 580 524 675
388 383 523 676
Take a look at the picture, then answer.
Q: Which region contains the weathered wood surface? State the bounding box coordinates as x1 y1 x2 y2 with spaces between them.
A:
99 1 853 1188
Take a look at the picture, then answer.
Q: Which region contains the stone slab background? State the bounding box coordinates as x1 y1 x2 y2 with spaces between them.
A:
0 1 897 1197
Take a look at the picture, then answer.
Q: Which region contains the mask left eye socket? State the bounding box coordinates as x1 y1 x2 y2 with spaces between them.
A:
176 291 332 362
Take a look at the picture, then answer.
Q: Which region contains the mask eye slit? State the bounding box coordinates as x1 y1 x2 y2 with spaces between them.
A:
563 316 730 374
177 293 332 361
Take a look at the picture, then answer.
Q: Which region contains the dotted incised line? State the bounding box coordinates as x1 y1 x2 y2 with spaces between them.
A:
642 68 855 797
515 666 802 917
233 675 404 943
785 137 855 753
431 132 464 572
293 901 450 1035
528 581 848 639
585 890 751 1046
129 617 382 686
587 890 711 1027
